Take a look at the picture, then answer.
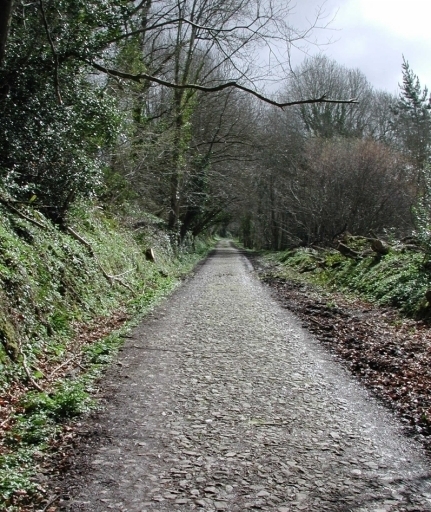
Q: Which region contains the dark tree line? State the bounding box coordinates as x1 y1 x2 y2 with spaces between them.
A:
1 1 430 249
233 55 431 249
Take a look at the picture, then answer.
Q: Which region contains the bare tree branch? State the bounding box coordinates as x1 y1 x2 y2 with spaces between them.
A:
106 15 271 46
87 60 358 109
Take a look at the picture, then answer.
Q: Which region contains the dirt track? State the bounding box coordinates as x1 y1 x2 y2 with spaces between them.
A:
59 241 431 512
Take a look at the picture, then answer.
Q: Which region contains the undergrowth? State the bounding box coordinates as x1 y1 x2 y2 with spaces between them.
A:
269 247 430 317
0 200 214 510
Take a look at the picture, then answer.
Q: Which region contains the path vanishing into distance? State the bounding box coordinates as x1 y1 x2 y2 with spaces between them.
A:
62 241 431 512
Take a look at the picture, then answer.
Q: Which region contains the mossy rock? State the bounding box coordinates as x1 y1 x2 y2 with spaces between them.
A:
0 315 18 361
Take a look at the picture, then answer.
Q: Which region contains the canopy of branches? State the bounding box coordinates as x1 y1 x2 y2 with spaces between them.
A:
0 1 430 248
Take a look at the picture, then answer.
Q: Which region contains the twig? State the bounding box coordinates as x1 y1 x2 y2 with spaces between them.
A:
96 263 136 293
47 354 80 380
18 343 44 392
108 268 135 278
31 365 45 377
42 494 60 512
0 417 11 428
86 60 358 110
65 226 94 255
0 197 47 229
66 226 136 294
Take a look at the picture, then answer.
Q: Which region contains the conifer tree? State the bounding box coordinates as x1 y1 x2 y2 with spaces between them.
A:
393 56 431 170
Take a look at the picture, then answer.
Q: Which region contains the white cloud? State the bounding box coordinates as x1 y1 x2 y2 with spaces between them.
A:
305 0 431 92
278 0 431 93
357 0 431 40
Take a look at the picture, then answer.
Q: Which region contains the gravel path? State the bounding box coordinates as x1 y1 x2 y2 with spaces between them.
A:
64 241 431 512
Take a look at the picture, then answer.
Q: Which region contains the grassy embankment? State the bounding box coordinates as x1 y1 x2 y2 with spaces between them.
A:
263 237 431 318
0 200 213 510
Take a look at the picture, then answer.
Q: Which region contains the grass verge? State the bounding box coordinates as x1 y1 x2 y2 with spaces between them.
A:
0 201 214 510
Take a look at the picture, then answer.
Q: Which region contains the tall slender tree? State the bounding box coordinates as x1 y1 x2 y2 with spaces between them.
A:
0 0 14 66
393 56 431 170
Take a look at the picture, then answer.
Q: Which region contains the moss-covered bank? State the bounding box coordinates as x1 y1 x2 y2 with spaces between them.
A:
264 239 431 318
0 201 214 510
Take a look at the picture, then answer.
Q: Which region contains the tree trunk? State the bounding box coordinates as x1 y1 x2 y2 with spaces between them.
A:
0 0 14 67
168 128 182 237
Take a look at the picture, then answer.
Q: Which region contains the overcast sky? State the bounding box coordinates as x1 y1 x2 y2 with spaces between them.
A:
287 0 431 95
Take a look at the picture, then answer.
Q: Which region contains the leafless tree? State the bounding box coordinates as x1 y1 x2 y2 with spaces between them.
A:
232 108 415 249
101 1 355 240
287 54 373 138
368 90 398 143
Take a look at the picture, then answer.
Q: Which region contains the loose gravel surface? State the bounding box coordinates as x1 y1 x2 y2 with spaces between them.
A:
61 241 431 512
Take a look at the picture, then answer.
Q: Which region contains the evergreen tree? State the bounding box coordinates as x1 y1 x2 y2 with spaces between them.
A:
393 56 431 170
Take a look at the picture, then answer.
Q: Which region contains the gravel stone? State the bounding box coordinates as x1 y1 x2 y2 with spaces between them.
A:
61 241 431 511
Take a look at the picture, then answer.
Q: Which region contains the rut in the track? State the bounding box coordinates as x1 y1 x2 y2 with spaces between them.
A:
61 241 431 512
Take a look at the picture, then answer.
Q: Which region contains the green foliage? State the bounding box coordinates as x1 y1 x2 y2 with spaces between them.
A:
323 252 427 314
84 332 124 365
100 168 138 205
397 57 430 114
5 381 92 449
0 450 37 506
0 199 215 508
0 198 214 384
10 413 55 446
0 313 18 361
412 167 431 256
21 383 93 421
276 247 430 317
0 73 120 222
0 1 124 222
0 378 93 509
275 248 323 273
392 57 431 169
